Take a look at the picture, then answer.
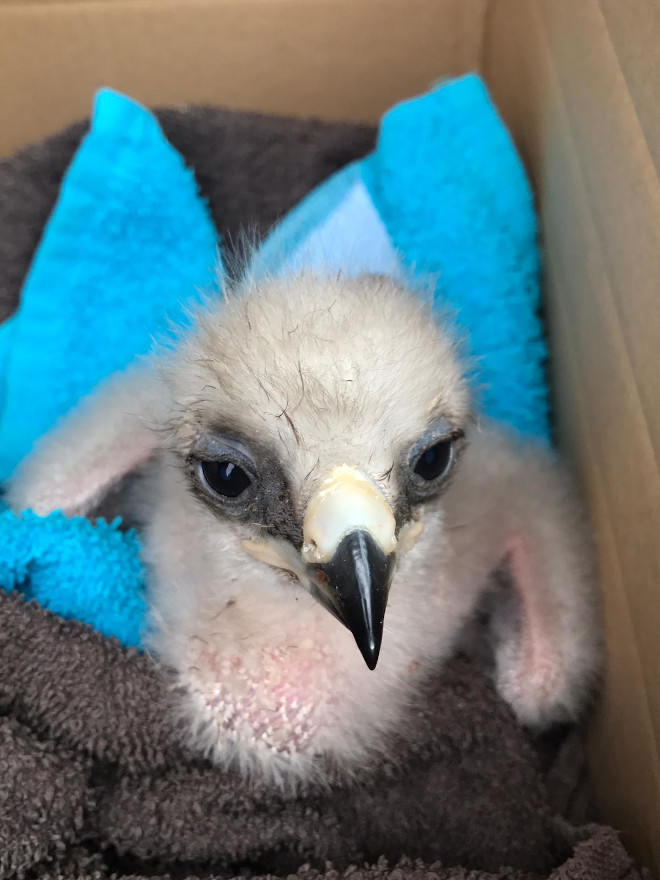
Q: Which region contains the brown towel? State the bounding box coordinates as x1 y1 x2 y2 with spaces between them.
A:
0 106 645 880
0 590 641 880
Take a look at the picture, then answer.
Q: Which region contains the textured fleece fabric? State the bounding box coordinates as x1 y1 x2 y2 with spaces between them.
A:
0 589 642 880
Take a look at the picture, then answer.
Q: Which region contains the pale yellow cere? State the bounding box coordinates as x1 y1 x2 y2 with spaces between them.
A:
301 464 397 564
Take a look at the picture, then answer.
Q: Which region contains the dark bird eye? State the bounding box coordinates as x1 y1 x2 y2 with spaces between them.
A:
413 439 453 482
201 460 252 498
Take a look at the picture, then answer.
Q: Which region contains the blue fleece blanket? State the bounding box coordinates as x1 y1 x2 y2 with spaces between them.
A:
0 76 547 647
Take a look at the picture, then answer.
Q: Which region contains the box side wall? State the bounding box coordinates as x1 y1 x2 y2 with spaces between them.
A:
484 0 660 874
0 0 488 156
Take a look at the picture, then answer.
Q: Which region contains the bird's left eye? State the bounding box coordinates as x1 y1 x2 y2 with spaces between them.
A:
200 460 252 498
413 438 454 482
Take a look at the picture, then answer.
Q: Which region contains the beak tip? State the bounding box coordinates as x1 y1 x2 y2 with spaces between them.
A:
358 636 381 671
309 528 392 672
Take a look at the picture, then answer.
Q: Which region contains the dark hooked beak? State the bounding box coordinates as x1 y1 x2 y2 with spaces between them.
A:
309 529 395 670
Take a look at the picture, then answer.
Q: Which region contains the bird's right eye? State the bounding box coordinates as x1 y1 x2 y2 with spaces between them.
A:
200 460 252 498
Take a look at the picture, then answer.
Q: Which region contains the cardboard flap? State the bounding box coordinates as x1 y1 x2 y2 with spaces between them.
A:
0 0 488 156
485 0 660 873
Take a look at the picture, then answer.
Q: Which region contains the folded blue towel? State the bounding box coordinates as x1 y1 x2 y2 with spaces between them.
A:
0 77 547 647
0 89 220 482
0 507 145 646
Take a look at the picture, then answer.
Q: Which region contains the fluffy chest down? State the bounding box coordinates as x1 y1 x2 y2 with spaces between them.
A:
142 476 483 782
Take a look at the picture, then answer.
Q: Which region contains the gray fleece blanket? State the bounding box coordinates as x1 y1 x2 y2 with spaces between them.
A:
0 107 644 880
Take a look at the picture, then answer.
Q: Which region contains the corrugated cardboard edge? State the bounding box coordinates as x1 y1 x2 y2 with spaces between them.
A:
484 0 660 875
0 0 488 156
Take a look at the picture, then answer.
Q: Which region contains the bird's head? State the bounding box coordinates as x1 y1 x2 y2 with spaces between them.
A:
141 274 474 781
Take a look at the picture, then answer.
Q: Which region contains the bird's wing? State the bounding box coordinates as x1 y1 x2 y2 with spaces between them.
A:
6 365 160 518
445 424 602 728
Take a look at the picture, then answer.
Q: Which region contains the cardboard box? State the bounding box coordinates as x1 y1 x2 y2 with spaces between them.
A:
1 0 658 872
